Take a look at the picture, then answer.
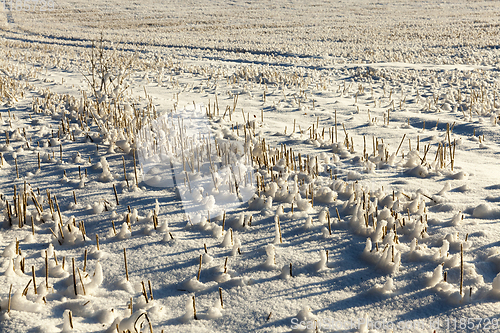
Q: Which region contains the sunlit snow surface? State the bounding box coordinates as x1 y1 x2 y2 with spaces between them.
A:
1 0 500 332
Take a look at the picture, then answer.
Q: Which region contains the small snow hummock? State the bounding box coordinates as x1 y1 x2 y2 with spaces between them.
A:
85 261 104 294
427 264 443 288
212 224 223 238
450 170 468 180
92 201 106 214
182 277 208 292
489 272 500 299
318 209 328 224
213 265 231 283
206 300 223 319
455 184 470 192
362 238 401 274
405 165 429 178
88 246 109 260
61 310 73 333
358 314 370 333
303 216 313 230
432 239 449 261
437 181 451 196
97 309 116 325
493 273 500 292
472 203 500 219
0 289 43 313
116 222 131 240
248 194 269 211
158 220 169 233
98 156 115 182
221 228 233 247
347 170 362 180
2 240 16 258
314 187 337 203
313 250 328 271
450 212 464 225
280 264 292 279
230 234 242 256
295 194 313 212
369 277 395 295
115 278 135 293
291 306 318 333
116 310 148 332
202 252 214 264
181 297 196 323
263 244 278 270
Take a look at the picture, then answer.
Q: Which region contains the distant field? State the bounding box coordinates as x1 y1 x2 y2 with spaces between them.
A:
3 0 500 64
2 1 500 332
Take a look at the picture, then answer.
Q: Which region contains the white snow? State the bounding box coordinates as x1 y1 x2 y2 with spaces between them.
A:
1 0 500 331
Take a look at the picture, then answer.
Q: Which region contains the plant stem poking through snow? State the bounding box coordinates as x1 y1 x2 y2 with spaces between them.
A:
32 265 37 295
113 184 119 205
45 250 49 289
192 296 198 320
133 149 138 186
460 243 463 297
219 287 224 308
8 284 12 314
197 254 202 281
148 280 154 301
141 281 149 304
124 248 129 281
72 258 77 296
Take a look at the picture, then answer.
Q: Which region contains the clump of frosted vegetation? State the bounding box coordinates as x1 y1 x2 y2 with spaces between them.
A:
0 290 43 313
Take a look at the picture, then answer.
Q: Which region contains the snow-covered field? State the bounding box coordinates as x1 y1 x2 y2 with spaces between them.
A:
2 0 500 332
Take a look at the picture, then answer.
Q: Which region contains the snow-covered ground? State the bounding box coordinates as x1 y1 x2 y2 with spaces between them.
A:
2 1 500 332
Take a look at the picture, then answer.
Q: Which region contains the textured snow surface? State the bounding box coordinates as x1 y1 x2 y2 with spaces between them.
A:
2 0 500 332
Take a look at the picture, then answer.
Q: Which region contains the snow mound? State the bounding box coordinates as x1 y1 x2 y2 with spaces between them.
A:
0 290 43 313
405 165 428 178
369 277 395 295
472 203 500 219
